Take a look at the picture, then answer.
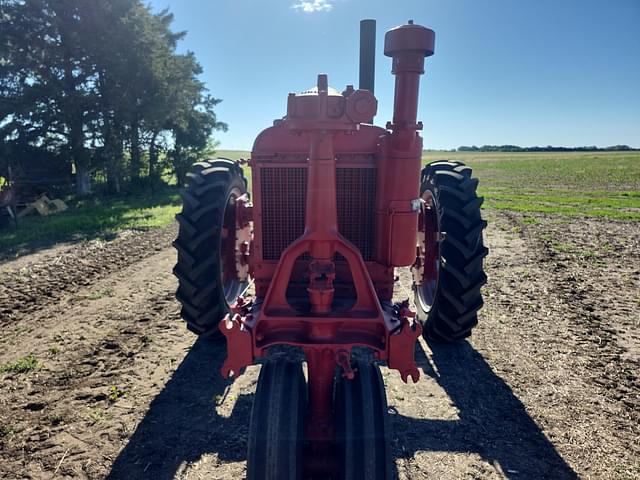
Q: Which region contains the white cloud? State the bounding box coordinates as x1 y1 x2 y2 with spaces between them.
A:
291 0 334 13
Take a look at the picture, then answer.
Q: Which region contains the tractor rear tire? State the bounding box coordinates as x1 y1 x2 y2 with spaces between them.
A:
173 159 249 339
247 359 306 480
335 360 392 480
413 161 488 342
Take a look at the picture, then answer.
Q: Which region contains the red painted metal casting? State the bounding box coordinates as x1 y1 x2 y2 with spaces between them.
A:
220 21 436 477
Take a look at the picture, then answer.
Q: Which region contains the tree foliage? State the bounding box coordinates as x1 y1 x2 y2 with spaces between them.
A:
0 0 226 195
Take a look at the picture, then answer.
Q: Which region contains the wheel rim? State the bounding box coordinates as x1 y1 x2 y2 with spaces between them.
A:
413 188 441 313
220 187 250 304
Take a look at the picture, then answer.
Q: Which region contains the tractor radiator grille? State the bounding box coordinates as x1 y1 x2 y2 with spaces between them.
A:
337 167 377 261
261 167 307 261
260 167 377 261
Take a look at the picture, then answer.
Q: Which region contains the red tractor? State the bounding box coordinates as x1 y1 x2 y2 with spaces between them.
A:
173 19 487 479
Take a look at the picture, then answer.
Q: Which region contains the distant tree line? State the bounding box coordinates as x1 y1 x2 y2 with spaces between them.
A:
0 0 226 196
457 145 637 152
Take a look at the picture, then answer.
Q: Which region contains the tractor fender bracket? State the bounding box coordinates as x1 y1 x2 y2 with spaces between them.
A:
387 316 422 383
219 313 254 379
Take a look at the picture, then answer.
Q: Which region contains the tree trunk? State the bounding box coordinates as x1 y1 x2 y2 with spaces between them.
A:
62 34 91 197
130 117 141 181
174 149 189 187
106 134 123 194
148 130 160 185
102 116 124 195
106 162 121 193
76 166 92 196
70 120 92 196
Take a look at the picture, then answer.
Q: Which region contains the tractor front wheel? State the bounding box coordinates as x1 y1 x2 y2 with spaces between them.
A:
173 159 250 339
247 359 307 480
335 360 392 480
412 160 488 342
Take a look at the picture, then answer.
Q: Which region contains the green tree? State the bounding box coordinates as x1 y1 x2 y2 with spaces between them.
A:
170 93 228 186
1 0 226 196
1 0 123 195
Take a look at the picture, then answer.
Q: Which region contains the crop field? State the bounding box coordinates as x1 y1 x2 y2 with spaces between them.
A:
441 151 640 221
217 149 640 220
0 151 639 479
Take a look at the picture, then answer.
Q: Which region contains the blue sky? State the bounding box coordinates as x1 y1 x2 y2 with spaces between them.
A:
148 0 640 150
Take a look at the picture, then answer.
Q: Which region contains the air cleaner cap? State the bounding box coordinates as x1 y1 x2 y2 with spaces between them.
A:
384 20 435 58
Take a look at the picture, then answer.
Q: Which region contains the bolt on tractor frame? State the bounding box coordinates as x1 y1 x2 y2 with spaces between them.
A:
173 19 488 480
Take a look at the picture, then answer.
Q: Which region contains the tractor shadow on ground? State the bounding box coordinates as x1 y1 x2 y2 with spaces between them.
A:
389 340 578 479
108 336 578 479
107 337 253 480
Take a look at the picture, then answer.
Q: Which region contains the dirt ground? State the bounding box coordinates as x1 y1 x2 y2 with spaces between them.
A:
0 212 638 480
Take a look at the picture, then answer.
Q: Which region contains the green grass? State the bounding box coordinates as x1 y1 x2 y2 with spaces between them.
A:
85 288 115 300
89 407 110 424
479 188 640 220
0 188 182 253
215 149 640 221
108 385 127 402
0 354 40 374
3 150 636 255
216 150 249 162
0 425 16 439
441 151 640 221
426 151 640 189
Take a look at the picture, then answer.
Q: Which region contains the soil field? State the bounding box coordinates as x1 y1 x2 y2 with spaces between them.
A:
1 207 638 479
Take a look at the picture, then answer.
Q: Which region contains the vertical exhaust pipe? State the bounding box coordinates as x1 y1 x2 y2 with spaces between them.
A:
359 19 376 123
